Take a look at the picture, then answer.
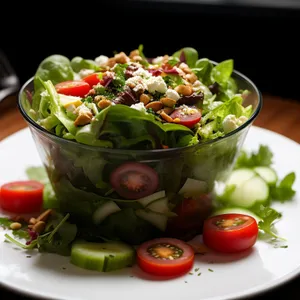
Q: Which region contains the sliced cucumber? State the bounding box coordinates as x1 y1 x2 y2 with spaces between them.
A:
229 175 269 208
146 197 169 211
211 207 262 223
136 209 167 232
70 241 135 272
137 190 166 207
93 202 121 225
178 178 208 198
254 166 278 185
226 168 256 186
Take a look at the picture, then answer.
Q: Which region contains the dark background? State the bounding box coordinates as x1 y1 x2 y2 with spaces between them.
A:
1 0 300 100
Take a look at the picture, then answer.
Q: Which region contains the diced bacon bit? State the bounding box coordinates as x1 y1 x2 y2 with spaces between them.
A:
148 68 163 76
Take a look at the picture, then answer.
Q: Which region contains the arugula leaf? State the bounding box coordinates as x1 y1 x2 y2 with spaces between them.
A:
270 172 296 202
255 205 283 239
235 145 273 169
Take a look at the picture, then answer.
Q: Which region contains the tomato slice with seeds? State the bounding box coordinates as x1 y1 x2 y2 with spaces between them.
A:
203 213 259 253
137 238 194 276
55 80 91 97
0 180 44 213
82 73 103 87
110 162 159 199
170 106 201 128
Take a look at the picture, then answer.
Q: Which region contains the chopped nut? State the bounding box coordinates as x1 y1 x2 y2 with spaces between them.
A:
186 73 198 84
132 55 143 62
160 111 174 122
29 218 37 225
115 52 130 64
174 85 193 96
162 107 175 115
32 221 46 234
94 95 106 103
36 209 53 223
98 99 112 109
74 109 93 126
105 58 117 68
179 62 192 74
162 55 169 64
28 225 34 229
160 97 177 108
129 49 139 59
140 94 151 105
10 222 22 230
145 101 163 112
173 117 181 123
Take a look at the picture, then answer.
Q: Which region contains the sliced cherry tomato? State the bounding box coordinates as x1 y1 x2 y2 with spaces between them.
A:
166 195 213 240
137 237 194 276
170 106 201 128
0 181 44 213
203 213 259 253
110 162 159 199
55 80 90 97
82 73 103 87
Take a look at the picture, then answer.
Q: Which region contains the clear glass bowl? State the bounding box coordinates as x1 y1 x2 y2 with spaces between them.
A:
18 69 262 244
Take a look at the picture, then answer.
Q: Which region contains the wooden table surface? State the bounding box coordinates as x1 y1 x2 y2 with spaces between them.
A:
0 93 300 300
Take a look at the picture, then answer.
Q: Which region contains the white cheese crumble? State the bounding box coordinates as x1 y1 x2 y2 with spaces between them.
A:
130 102 147 113
152 56 164 65
132 68 151 78
165 88 180 101
78 69 95 79
146 76 167 94
74 104 92 116
95 55 109 66
125 76 148 92
180 104 198 116
222 114 248 134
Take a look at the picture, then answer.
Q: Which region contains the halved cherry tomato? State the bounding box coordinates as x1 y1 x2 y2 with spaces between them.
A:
166 195 213 240
82 73 103 87
203 213 259 253
170 106 201 128
55 80 90 97
0 181 44 213
110 162 159 199
137 237 194 276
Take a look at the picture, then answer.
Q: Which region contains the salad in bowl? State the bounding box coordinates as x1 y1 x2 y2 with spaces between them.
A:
11 46 262 274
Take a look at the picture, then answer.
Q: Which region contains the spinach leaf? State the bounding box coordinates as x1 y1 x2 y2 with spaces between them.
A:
70 56 99 72
35 55 74 85
173 47 198 68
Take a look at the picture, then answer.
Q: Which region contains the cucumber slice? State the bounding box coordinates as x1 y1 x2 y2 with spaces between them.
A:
137 190 166 207
146 197 169 211
136 209 167 231
229 175 269 208
226 168 256 186
93 202 121 225
178 178 208 198
70 241 135 272
254 166 278 185
211 207 262 223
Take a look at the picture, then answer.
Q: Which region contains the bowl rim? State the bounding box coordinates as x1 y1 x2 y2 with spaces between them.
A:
18 67 263 154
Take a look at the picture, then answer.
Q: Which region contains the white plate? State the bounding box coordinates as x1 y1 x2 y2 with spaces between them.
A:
0 126 300 300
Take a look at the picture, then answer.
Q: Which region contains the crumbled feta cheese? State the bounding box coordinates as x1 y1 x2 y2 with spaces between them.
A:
95 55 109 66
75 104 91 116
130 102 147 113
66 104 76 113
222 114 248 134
125 76 148 91
132 68 151 78
165 89 180 101
152 56 164 65
180 104 198 116
146 76 167 94
78 69 95 79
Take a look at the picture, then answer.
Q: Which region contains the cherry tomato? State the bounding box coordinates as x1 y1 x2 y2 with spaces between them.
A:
166 195 213 240
0 181 44 213
137 238 194 276
82 73 103 87
170 106 201 128
110 162 159 199
55 80 90 97
203 213 259 253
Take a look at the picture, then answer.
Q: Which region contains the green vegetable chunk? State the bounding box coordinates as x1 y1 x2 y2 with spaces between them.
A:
70 241 135 272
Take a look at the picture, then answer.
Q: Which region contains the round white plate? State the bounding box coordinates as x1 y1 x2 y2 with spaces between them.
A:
0 126 300 300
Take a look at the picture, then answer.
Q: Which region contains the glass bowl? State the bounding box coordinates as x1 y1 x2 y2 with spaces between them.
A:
18 69 262 244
